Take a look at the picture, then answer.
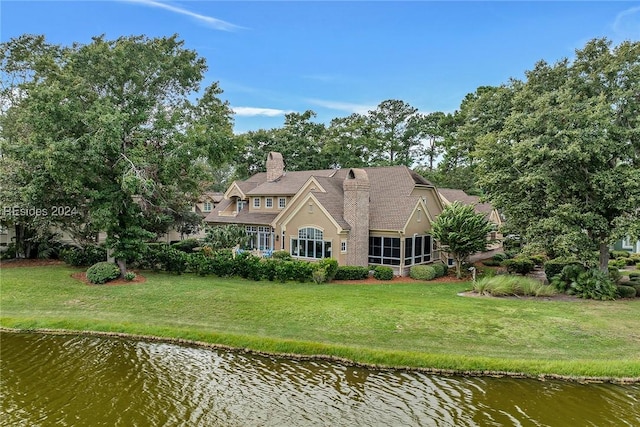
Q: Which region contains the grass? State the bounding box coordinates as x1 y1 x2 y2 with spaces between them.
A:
1 265 640 380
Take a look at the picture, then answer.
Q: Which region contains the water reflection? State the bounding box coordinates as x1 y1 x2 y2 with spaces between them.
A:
1 332 639 426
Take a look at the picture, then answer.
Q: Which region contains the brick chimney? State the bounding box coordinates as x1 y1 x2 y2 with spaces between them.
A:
266 152 284 182
343 168 370 267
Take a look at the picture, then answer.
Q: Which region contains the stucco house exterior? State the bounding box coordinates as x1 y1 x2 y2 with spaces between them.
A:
205 152 446 275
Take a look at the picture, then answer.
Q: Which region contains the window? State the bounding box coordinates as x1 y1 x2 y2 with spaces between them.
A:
622 236 633 249
237 200 247 212
203 201 212 212
253 197 261 208
341 239 347 253
278 198 286 209
246 226 273 250
291 227 331 259
368 236 401 266
404 234 432 266
265 198 273 208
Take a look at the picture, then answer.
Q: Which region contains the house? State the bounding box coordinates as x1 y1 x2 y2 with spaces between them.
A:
205 152 446 275
612 237 640 254
437 188 504 251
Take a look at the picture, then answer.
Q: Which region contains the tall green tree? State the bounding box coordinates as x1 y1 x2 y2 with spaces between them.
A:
322 113 374 168
366 99 419 166
431 201 495 279
476 38 640 270
0 34 236 274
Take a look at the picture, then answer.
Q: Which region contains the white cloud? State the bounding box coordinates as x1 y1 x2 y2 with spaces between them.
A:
232 107 292 117
613 6 640 40
122 0 244 31
306 98 375 115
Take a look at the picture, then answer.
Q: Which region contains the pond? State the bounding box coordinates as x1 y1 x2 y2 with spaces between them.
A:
1 332 638 426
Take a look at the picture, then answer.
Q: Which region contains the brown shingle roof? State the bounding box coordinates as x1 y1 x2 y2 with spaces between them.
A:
246 169 337 196
438 188 495 216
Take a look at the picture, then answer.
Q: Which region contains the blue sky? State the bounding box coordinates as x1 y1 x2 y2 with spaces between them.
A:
2 1 639 133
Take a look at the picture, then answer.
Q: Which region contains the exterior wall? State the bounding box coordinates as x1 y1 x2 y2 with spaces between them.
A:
613 238 640 254
278 198 341 262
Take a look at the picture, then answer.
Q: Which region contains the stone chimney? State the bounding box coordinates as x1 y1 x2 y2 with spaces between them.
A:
343 168 370 267
266 152 285 182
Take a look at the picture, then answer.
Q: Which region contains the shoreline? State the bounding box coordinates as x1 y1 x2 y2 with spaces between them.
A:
2 326 638 385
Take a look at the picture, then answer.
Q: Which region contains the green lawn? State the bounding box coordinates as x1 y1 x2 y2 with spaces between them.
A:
1 265 639 380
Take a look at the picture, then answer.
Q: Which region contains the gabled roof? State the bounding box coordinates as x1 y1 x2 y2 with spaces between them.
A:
245 169 338 196
207 161 439 232
438 188 495 216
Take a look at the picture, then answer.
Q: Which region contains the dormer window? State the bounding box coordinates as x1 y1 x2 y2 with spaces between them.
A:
237 200 247 212
203 201 212 212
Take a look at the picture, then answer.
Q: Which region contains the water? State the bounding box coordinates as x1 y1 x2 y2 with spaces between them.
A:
1 332 639 426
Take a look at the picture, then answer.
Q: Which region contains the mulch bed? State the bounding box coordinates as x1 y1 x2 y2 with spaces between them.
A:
71 271 147 286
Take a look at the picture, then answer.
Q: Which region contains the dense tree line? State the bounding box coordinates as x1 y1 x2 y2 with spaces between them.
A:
1 34 638 272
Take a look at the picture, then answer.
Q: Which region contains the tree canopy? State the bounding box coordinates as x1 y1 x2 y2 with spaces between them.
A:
475 38 640 268
0 34 237 273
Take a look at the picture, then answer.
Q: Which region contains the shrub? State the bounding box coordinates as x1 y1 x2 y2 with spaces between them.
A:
124 271 136 281
633 284 640 297
86 262 120 284
544 257 581 281
629 272 640 280
610 250 630 259
373 266 394 280
60 245 107 267
616 285 637 298
568 269 617 300
492 252 507 262
334 266 369 281
317 258 338 282
482 259 502 267
171 238 201 253
209 249 236 277
187 253 214 276
432 263 448 277
275 261 297 283
608 266 622 284
409 265 437 281
0 243 17 260
235 252 263 280
551 263 586 293
529 254 546 267
312 267 327 284
292 261 314 283
503 257 535 275
157 245 189 274
271 250 293 261
608 258 626 269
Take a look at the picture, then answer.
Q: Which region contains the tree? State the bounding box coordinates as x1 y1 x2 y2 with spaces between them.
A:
366 99 420 166
431 201 495 279
476 38 640 270
323 113 374 168
411 111 446 171
0 34 236 275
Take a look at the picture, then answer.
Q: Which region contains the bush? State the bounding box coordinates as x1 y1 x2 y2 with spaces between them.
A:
608 258 626 269
171 238 201 253
334 266 369 281
432 263 448 277
568 269 617 300
482 259 502 267
492 252 507 262
608 266 622 284
544 257 581 281
86 262 120 284
60 245 107 267
503 257 535 275
209 249 235 277
271 250 293 261
529 254 546 267
312 267 327 284
616 285 637 298
629 272 640 280
409 265 437 280
373 266 394 280
157 245 189 274
551 264 586 293
610 250 630 259
235 252 263 280
317 258 338 282
124 271 136 281
633 284 640 297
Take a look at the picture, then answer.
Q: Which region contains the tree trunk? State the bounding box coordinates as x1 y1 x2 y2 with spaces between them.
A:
455 257 463 279
599 242 609 272
116 258 127 278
